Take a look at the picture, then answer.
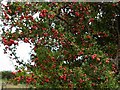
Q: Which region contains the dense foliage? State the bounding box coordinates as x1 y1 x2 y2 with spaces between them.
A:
1 71 15 80
1 1 120 88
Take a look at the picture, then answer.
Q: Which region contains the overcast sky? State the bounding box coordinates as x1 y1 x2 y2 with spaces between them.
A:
0 0 38 71
0 40 31 71
0 1 31 71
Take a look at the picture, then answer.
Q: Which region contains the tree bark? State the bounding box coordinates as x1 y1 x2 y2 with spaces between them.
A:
116 16 120 71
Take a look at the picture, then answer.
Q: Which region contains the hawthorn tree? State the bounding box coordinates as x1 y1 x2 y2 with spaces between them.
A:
1 1 120 88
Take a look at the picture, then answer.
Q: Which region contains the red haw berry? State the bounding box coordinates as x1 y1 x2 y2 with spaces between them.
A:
4 11 7 17
2 38 7 45
5 46 8 49
5 16 9 20
14 41 18 45
85 55 88 59
24 38 29 43
91 54 97 60
43 33 48 37
112 4 116 7
78 51 84 55
43 9 48 13
79 79 84 83
26 79 31 84
79 3 82 7
51 57 55 61
25 15 29 20
104 33 108 37
52 28 55 32
63 75 67 81
10 39 14 44
52 64 56 68
84 74 86 77
48 14 55 19
28 15 33 20
89 18 94 23
17 70 21 73
20 15 24 20
16 77 21 82
53 30 58 35
39 9 48 18
59 74 66 81
42 28 47 31
60 75 63 79
86 35 91 39
87 78 90 80
45 78 49 83
41 81 44 85
97 77 100 80
86 11 90 15
17 6 22 11
59 66 63 69
8 9 12 14
81 25 85 30
91 83 95 86
32 58 38 62
21 76 24 80
39 13 45 17
12 71 16 75
31 26 37 30
106 59 110 63
75 12 79 17
33 80 37 83
112 14 116 17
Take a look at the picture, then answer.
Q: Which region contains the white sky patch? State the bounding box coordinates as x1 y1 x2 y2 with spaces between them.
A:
0 0 34 71
0 44 15 71
33 12 40 19
0 41 33 71
16 41 31 63
0 0 31 72
11 27 16 33
1 0 7 6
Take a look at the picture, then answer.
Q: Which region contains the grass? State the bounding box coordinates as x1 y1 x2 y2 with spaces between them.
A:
3 83 28 88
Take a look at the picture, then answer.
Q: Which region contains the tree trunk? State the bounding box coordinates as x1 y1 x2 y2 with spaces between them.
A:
116 16 120 71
